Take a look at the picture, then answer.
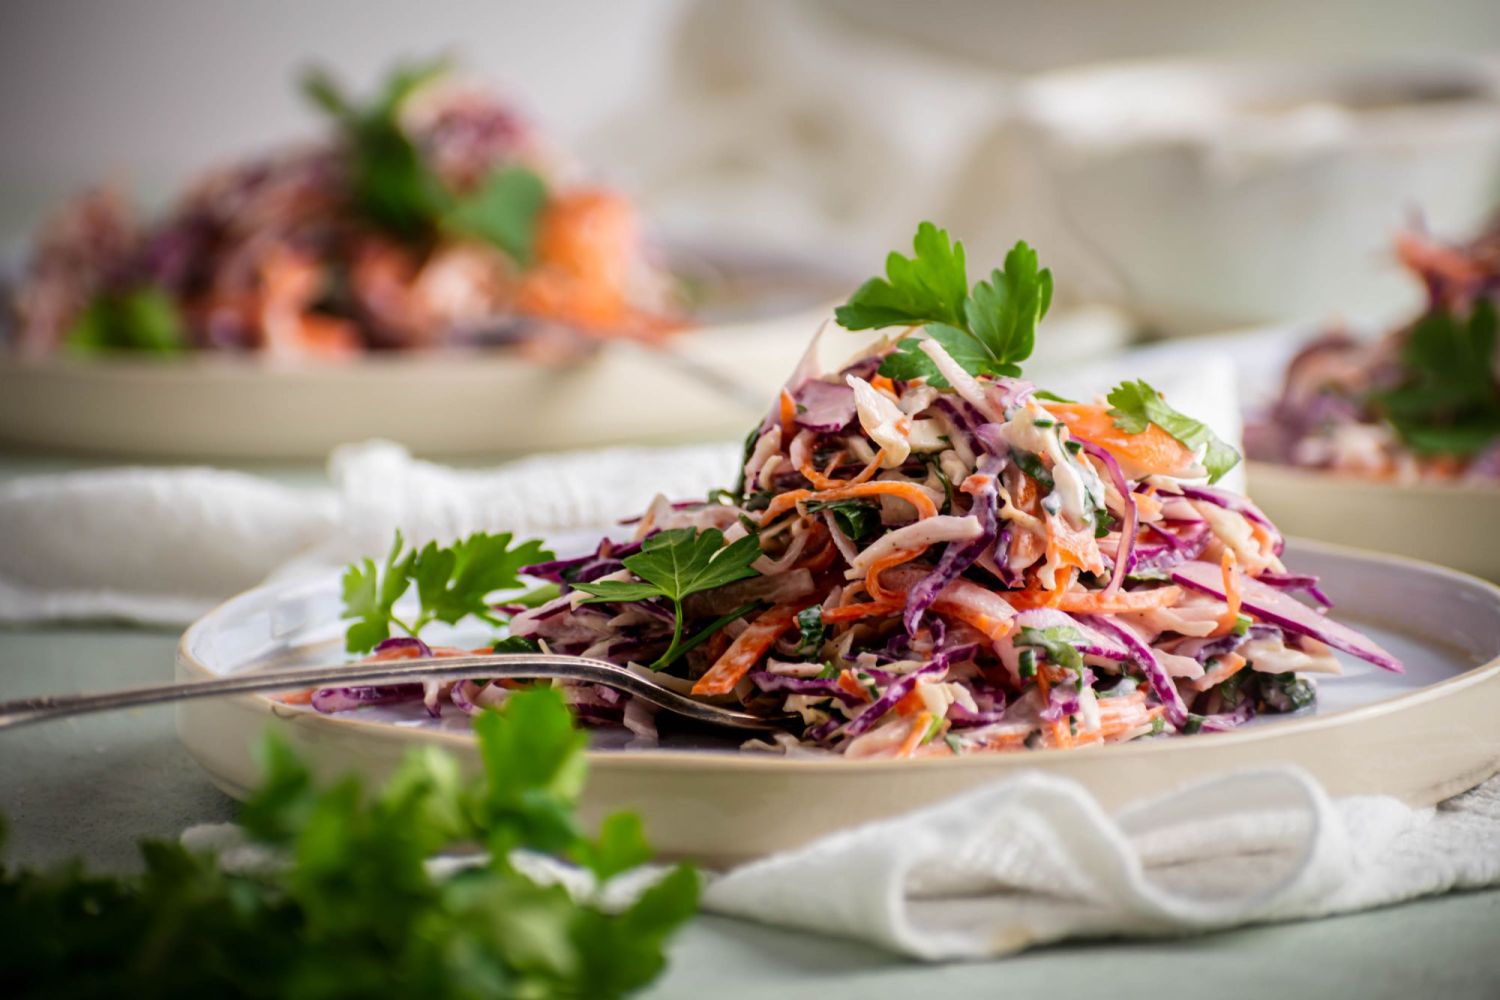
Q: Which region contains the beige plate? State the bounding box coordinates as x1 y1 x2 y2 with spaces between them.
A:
177 539 1500 868
1247 462 1500 582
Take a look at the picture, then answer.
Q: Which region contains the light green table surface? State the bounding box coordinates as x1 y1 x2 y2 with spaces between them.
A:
2 452 1499 999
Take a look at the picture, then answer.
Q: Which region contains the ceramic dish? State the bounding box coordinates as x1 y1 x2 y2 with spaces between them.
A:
1013 55 1500 335
178 538 1500 868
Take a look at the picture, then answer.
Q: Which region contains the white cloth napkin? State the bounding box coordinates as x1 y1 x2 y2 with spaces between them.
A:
701 766 1500 959
183 765 1500 960
0 440 739 627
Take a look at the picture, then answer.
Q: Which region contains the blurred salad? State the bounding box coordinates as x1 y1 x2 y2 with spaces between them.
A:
302 223 1403 757
1246 217 1500 481
9 59 684 361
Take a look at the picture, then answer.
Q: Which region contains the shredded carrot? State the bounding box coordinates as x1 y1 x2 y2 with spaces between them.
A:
692 602 807 696
870 374 898 398
898 712 934 757
1007 585 1185 614
822 599 904 623
1193 651 1248 692
866 545 929 601
760 480 939 525
277 689 314 705
837 670 872 702
894 687 927 717
779 388 798 441
1045 514 1106 578
1211 549 1242 636
1048 717 1075 750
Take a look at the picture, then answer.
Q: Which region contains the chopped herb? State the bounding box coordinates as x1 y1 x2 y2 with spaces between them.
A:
922 456 956 514
1017 648 1038 678
1015 627 1086 673
65 287 188 355
1182 713 1206 735
794 606 829 656
804 498 882 542
1034 389 1075 403
1232 613 1252 637
1261 671 1316 713
492 635 541 654
1010 449 1055 494
944 733 964 755
1148 717 1166 736
816 662 840 680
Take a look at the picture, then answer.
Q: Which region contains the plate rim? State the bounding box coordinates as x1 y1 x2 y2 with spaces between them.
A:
176 536 1500 775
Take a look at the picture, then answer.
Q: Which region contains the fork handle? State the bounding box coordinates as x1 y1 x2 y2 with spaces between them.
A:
0 654 787 732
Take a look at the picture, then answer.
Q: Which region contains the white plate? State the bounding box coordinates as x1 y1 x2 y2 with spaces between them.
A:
177 539 1500 867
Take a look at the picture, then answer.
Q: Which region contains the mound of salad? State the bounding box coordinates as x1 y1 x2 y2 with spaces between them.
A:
1246 217 1500 482
9 59 682 361
299 223 1402 757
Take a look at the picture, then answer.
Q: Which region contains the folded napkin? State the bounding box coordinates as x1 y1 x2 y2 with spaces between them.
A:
185 765 1500 960
0 440 739 627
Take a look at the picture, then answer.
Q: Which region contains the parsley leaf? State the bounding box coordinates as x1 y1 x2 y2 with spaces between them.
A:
341 531 555 653
303 60 549 266
1014 625 1084 672
1106 379 1241 484
1373 299 1500 457
573 528 761 669
835 222 1053 388
65 288 188 355
0 688 699 999
441 165 549 265
834 221 968 330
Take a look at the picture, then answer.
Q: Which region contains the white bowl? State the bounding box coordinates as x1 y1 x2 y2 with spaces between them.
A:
1013 56 1500 334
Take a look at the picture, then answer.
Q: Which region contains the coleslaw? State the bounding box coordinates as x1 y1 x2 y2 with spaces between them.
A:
304 225 1403 757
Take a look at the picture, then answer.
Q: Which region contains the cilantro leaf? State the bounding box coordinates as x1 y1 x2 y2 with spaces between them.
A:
573 528 761 669
1014 625 1084 672
65 288 188 355
834 221 968 330
1106 379 1241 483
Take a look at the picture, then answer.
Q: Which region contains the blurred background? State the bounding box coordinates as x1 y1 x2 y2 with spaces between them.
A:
5 0 1498 333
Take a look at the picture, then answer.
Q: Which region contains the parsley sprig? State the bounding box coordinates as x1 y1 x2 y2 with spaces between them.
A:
1374 298 1500 457
835 222 1053 387
573 528 761 669
64 287 189 355
1106 379 1241 484
341 530 553 654
0 688 698 998
303 60 549 265
1014 625 1085 672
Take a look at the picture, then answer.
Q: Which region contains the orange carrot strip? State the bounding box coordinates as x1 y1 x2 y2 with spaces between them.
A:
870 374 898 397
837 670 873 702
894 687 928 717
898 712 934 757
822 599 904 623
779 388 798 441
866 545 929 602
760 480 939 526
1007 585 1184 614
1211 549 1242 636
692 603 807 696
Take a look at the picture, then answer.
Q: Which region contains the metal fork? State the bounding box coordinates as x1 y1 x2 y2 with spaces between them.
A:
0 653 796 733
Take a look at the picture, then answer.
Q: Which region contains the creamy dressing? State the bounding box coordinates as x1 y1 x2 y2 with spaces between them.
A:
994 401 1106 526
